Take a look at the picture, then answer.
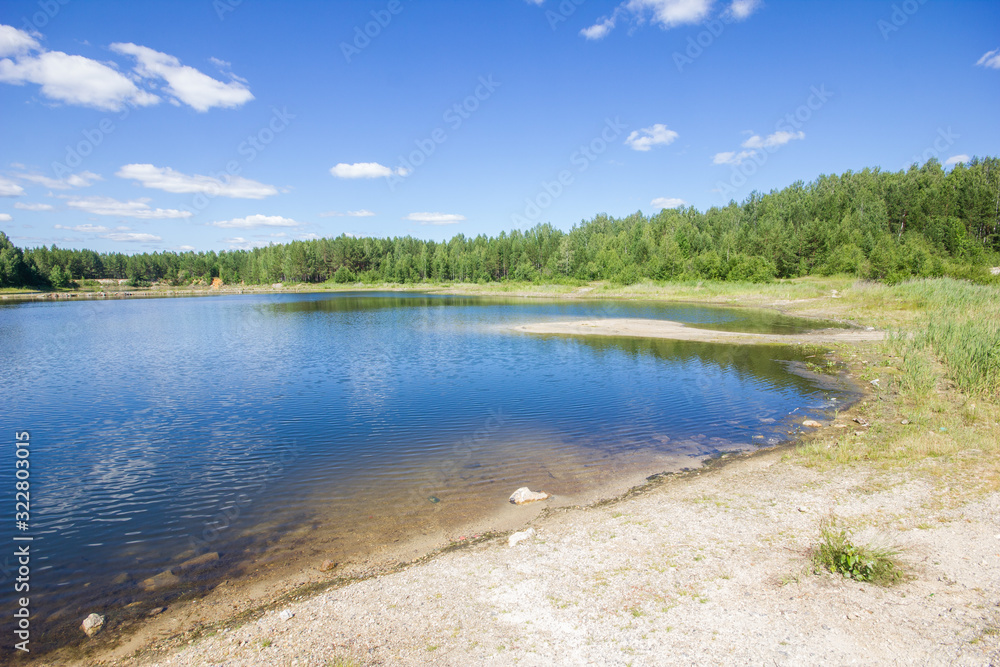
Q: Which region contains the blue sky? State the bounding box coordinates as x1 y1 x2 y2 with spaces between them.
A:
0 0 997 253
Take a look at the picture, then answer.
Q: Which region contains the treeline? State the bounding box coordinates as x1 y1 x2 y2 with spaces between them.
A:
1 157 998 290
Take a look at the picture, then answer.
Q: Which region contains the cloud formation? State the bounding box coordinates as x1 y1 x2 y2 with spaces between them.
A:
0 24 159 111
209 214 299 229
320 209 375 217
0 24 252 112
330 162 409 179
0 175 24 196
651 197 687 209
116 164 278 199
945 154 970 166
65 195 192 219
404 212 465 225
111 42 253 111
625 123 679 151
975 49 1000 69
713 129 805 166
14 170 102 189
14 202 54 211
580 0 761 40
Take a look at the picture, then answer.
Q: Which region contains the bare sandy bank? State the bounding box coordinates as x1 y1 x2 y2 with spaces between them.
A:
512 317 885 345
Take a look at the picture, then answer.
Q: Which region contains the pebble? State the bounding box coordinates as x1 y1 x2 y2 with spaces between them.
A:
279 610 294 621
81 613 104 637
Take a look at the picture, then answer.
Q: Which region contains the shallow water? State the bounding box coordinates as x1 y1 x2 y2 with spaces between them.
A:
0 292 854 651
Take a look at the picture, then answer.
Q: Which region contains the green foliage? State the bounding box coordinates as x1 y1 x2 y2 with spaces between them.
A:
48 264 69 289
332 265 356 283
1 157 997 289
812 518 903 585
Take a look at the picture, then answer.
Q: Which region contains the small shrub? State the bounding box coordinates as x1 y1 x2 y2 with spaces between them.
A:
812 518 903 585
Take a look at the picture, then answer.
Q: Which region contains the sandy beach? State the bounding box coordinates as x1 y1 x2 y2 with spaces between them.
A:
512 317 886 345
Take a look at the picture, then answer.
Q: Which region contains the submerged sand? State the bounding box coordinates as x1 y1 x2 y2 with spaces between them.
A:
512 317 885 345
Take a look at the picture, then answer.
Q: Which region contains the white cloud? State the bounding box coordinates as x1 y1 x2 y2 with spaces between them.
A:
975 48 1000 69
525 0 545 5
632 0 714 28
0 25 160 111
713 129 804 167
0 24 40 57
223 236 269 250
116 164 278 199
713 150 756 166
298 232 321 241
0 213 11 221
0 175 25 196
110 43 253 111
320 209 375 217
581 0 758 39
14 202 54 211
15 170 102 189
945 154 970 166
65 195 192 219
210 214 299 229
177 245 196 251
102 232 161 242
330 162 409 179
727 0 761 20
741 130 804 149
54 223 111 232
624 123 679 151
581 16 618 40
651 197 687 209
404 212 466 225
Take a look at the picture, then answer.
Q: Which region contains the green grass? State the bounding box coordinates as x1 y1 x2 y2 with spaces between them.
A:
812 518 904 586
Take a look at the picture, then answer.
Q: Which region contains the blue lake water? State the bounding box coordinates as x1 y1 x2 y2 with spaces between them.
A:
0 291 855 652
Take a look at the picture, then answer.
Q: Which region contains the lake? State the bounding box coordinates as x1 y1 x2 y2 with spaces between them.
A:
0 291 856 652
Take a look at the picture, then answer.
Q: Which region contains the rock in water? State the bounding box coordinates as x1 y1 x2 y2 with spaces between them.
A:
81 613 104 637
509 487 550 505
172 551 220 575
140 570 181 592
508 528 536 547
802 419 822 428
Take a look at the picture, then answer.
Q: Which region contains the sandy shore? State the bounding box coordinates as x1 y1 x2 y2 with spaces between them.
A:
95 441 1000 666
512 317 885 345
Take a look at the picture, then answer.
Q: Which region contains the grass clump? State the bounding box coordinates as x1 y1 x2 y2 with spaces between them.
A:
812 518 903 586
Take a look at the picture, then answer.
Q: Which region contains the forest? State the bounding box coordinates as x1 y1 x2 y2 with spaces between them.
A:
1 157 998 290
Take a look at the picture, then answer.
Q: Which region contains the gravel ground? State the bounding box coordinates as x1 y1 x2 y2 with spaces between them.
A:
106 448 1000 667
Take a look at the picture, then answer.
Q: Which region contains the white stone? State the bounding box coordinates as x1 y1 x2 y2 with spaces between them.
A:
508 528 536 547
802 419 822 428
509 487 550 505
81 613 104 637
279 610 294 621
